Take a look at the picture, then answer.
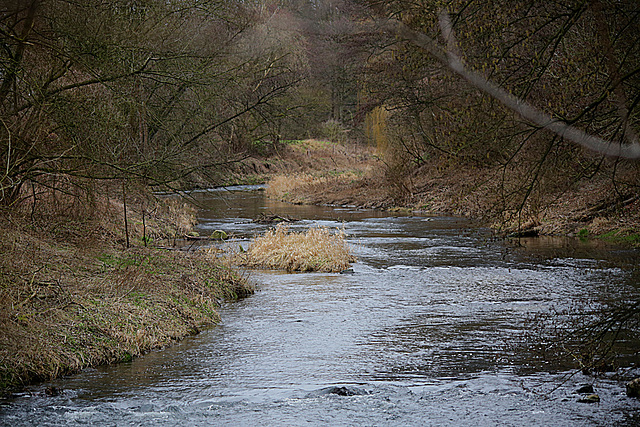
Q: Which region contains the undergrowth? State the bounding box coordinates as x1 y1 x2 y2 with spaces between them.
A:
0 186 254 391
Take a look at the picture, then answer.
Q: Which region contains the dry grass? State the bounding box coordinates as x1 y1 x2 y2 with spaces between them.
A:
225 139 376 189
237 224 356 273
0 190 254 391
266 173 318 200
10 182 198 247
265 154 640 241
266 172 366 204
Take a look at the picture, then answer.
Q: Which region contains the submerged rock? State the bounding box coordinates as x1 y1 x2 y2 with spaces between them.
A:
575 384 595 394
577 394 600 404
327 386 361 396
627 378 640 398
44 386 61 397
307 385 369 398
253 213 299 224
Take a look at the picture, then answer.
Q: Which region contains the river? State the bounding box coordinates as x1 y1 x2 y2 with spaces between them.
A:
2 186 640 426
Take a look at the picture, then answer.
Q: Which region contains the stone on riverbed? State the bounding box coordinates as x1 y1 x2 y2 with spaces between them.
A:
252 213 299 224
627 378 640 398
211 230 228 240
575 384 594 394
307 386 369 397
577 394 600 404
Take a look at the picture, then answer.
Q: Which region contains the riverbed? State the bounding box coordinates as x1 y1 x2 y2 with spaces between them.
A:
2 186 639 426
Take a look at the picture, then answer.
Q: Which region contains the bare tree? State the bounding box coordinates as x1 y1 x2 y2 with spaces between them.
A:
0 0 308 206
355 0 640 159
384 9 640 159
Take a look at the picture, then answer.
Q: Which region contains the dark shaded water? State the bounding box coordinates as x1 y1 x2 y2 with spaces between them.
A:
2 186 640 426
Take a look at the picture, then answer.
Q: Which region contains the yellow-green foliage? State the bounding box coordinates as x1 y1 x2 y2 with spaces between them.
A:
365 106 389 155
238 224 356 273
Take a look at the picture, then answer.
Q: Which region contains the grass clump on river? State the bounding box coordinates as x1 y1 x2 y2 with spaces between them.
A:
237 224 356 273
0 191 254 392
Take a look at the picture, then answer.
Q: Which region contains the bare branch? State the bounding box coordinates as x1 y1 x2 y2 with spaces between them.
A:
0 0 40 106
383 11 640 159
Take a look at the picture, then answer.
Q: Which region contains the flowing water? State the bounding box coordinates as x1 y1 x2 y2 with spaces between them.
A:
2 186 640 426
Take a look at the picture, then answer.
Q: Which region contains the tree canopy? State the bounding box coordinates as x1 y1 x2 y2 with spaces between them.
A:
2 0 639 215
0 0 309 205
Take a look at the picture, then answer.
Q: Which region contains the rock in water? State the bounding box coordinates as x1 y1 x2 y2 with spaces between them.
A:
627 378 640 398
306 386 369 398
211 230 228 240
44 386 61 396
575 384 594 394
328 386 358 396
578 394 600 404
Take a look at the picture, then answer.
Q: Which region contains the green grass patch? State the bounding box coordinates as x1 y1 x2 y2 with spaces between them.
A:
578 228 590 241
597 229 640 246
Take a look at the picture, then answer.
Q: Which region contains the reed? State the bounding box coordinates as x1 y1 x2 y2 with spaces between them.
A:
238 224 356 273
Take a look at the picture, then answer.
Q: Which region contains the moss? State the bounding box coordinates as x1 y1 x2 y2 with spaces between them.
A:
0 370 15 392
578 228 590 242
211 230 228 240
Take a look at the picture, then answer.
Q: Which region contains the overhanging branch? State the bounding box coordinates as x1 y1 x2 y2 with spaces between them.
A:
383 11 640 159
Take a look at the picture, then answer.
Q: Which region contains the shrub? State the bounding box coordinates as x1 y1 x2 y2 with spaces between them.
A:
320 119 348 144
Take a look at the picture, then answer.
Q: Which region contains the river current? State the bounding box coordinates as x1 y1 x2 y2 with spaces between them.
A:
2 186 640 426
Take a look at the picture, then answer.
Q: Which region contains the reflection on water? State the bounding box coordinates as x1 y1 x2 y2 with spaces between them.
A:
2 188 640 426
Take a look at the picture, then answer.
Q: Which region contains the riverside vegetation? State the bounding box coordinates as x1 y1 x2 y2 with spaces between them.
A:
0 140 361 392
263 143 640 246
2 0 639 398
2 137 636 393
0 188 254 392
236 224 356 273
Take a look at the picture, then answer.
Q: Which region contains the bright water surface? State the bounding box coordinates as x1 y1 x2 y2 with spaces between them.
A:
2 185 640 426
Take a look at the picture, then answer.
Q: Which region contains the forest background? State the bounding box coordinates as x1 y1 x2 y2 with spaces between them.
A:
2 0 640 237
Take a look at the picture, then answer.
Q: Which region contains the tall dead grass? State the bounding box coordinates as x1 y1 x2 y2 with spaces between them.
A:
237 224 356 273
0 188 253 391
266 173 318 201
266 172 364 204
11 182 197 247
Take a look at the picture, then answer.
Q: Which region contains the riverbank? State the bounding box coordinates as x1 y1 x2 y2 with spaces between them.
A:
221 139 376 187
4 187 638 425
0 193 254 393
4 140 635 391
260 142 640 245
